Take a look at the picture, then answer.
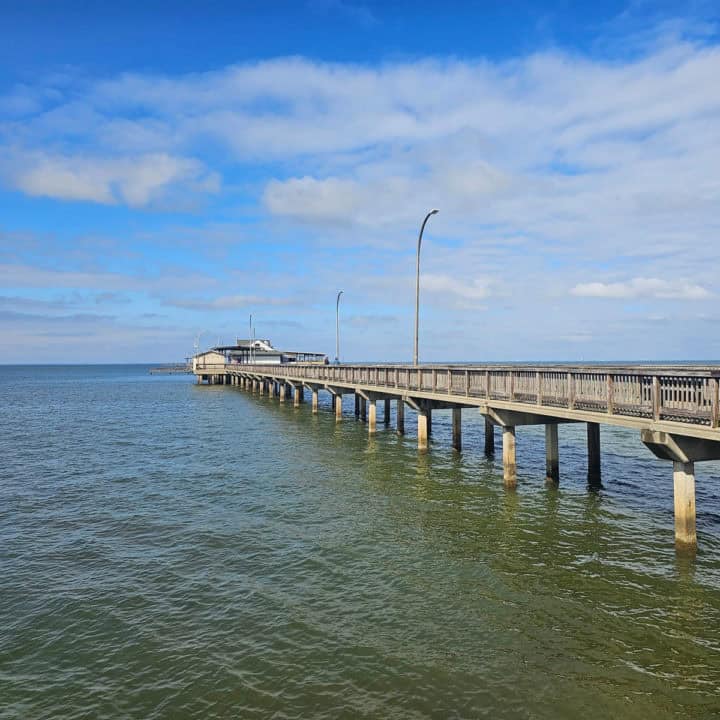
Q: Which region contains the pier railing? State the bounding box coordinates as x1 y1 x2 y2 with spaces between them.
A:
231 364 720 429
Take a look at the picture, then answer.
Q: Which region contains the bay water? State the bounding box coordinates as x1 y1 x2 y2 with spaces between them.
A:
1 365 719 719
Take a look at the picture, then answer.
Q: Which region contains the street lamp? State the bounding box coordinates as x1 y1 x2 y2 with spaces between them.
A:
335 290 344 363
249 314 253 364
413 208 439 367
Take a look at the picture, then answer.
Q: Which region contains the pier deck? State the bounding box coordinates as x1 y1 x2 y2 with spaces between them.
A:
194 362 720 551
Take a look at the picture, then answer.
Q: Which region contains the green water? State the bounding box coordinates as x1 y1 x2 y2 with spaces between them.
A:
1 366 719 718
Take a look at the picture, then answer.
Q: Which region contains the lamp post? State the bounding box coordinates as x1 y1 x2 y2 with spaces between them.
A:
413 209 439 367
249 314 253 364
335 290 343 363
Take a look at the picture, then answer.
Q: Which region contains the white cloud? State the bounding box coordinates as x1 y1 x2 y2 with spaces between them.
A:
264 176 364 224
165 294 297 310
1 151 219 207
421 273 490 304
570 277 711 300
0 263 218 293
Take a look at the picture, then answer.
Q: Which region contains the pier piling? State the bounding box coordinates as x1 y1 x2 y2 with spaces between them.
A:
397 399 405 435
335 394 343 421
418 407 429 451
503 426 517 488
545 424 559 485
452 407 462 451
673 461 697 550
587 422 601 484
484 416 495 456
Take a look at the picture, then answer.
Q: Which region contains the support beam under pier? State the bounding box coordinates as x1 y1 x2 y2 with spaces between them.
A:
312 389 319 414
384 398 391 426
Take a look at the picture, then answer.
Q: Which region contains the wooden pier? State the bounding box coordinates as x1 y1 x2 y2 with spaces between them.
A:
194 362 720 552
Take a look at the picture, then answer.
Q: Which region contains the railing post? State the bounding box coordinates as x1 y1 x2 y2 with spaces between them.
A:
485 370 490 399
711 377 720 428
536 371 542 406
607 374 614 414
652 376 661 421
465 370 470 397
509 371 515 401
432 369 437 392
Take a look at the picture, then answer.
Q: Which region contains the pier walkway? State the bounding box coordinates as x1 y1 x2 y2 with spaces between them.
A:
194 362 720 551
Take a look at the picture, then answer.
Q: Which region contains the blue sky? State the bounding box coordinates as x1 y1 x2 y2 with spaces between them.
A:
1 0 719 363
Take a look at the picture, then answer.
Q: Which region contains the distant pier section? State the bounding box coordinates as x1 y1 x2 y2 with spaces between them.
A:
150 363 192 374
192 339 720 553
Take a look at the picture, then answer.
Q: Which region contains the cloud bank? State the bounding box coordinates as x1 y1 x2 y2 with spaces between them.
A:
2 34 720 360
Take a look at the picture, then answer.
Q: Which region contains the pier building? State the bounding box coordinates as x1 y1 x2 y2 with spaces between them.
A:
192 339 326 374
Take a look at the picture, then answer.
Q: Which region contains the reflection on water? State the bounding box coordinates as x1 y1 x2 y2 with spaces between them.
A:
1 365 719 719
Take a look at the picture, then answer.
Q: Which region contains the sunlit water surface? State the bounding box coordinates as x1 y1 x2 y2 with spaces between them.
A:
1 365 720 719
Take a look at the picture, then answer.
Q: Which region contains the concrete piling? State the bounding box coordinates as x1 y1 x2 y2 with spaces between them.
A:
587 422 601 484
452 407 462 451
484 416 495 456
503 426 517 488
673 461 697 550
418 407 429 451
368 399 377 435
335 394 343 421
545 424 559 485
